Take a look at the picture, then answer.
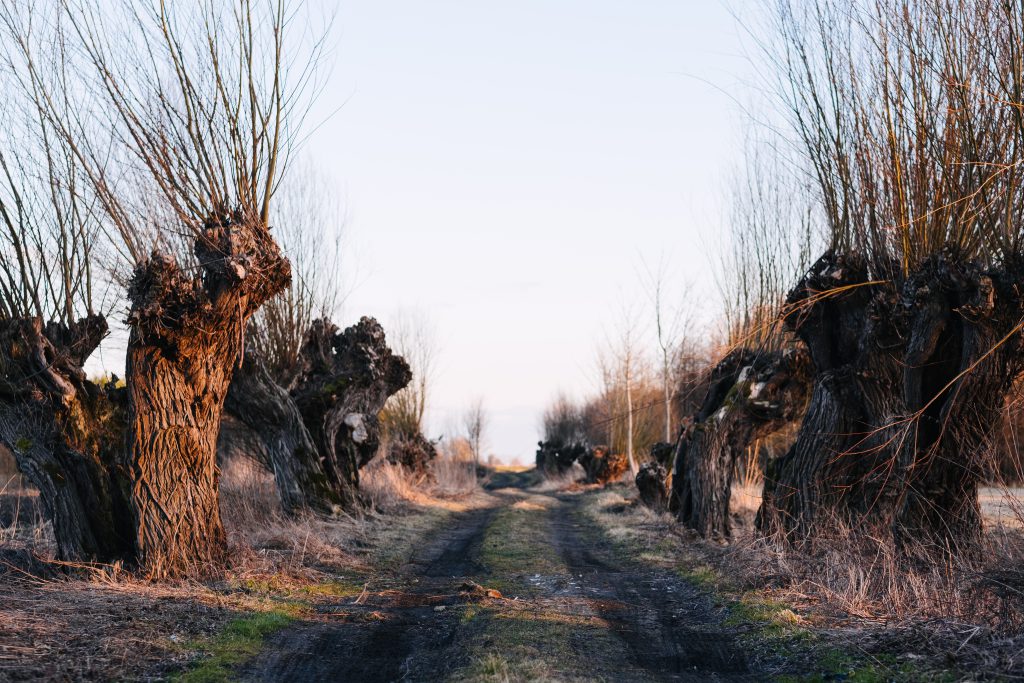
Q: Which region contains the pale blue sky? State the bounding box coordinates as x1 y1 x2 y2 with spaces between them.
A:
308 1 756 461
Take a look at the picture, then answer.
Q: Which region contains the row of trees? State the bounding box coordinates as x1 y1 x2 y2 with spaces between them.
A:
662 0 1024 557
0 1 414 578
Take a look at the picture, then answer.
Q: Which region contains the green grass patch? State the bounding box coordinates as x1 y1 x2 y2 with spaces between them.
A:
172 610 294 683
299 578 365 598
779 649 926 683
478 499 561 593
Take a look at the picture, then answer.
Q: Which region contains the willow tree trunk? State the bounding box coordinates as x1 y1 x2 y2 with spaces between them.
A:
0 316 134 562
224 346 340 514
671 348 808 539
125 210 291 578
757 251 1024 552
290 317 411 510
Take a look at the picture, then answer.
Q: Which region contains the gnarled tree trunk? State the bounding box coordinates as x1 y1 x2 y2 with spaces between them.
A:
222 317 410 514
125 210 291 577
0 316 133 563
223 346 338 514
757 251 1024 552
670 348 809 539
290 317 411 510
756 253 901 539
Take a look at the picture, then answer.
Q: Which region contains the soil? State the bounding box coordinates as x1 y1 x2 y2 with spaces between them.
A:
238 472 773 682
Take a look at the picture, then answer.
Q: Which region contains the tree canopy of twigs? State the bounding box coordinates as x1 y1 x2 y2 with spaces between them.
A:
249 164 346 383
5 0 329 268
771 0 1024 274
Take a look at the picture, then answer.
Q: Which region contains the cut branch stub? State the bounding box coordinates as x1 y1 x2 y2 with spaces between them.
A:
636 462 669 511
290 317 412 509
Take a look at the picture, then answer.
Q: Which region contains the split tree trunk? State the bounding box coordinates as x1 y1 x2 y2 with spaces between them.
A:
223 346 338 514
290 317 412 510
125 210 291 578
670 348 809 539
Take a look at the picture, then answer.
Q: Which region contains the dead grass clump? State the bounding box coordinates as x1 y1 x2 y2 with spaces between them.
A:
219 455 373 578
531 463 586 492
430 454 479 498
361 458 422 510
0 471 52 557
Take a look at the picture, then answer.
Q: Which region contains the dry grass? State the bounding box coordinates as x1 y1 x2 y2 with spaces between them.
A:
429 454 480 498
587 481 1024 678
531 464 587 492
0 451 487 679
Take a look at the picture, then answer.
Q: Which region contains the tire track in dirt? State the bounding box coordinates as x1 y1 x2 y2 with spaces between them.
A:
544 491 753 681
236 477 770 682
236 505 498 682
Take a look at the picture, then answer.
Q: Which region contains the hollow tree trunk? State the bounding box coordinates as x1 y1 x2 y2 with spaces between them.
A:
757 251 1024 551
290 317 411 510
223 346 339 514
125 210 291 578
0 316 134 562
671 348 809 539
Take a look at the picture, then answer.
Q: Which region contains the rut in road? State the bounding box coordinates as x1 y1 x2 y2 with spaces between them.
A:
238 479 776 682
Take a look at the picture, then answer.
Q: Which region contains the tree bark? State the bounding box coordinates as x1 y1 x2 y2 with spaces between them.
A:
670 348 809 539
757 251 1024 552
290 317 412 510
0 316 134 563
125 209 291 578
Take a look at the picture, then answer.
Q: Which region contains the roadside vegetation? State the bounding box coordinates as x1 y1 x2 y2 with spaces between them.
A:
0 0 1023 680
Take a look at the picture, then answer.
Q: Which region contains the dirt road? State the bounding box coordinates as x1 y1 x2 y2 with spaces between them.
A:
239 475 771 681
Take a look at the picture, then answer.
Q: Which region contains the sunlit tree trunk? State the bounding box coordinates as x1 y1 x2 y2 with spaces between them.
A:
125 212 291 577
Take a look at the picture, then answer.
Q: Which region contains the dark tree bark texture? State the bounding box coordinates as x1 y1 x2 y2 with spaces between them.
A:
0 316 133 563
636 461 669 511
670 348 809 539
757 250 1024 552
223 346 338 514
536 441 586 476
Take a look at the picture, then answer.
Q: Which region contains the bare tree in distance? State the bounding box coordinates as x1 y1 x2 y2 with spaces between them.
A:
250 162 347 384
464 397 487 468
383 309 438 438
718 129 819 350
639 255 696 443
598 304 644 477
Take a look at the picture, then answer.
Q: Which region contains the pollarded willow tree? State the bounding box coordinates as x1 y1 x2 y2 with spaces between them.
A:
0 41 131 562
664 133 816 535
0 0 326 576
756 0 1024 552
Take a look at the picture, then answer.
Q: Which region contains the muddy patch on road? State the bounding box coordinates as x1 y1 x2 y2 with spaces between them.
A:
237 506 500 682
237 486 789 682
549 494 752 680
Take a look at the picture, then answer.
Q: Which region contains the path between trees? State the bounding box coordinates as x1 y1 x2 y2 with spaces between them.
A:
239 473 766 682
